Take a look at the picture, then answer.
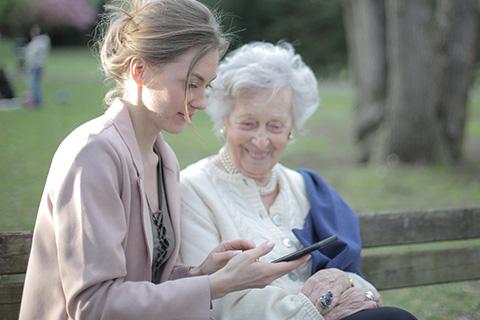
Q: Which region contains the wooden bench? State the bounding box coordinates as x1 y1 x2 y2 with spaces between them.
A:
1 206 479 319
359 206 480 289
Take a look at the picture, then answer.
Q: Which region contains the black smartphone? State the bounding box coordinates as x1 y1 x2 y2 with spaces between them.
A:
271 235 338 263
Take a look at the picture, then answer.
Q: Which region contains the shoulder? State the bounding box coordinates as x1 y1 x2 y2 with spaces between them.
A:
180 157 212 182
276 164 306 190
296 168 331 190
60 101 140 166
275 164 310 211
50 114 130 180
38 34 51 46
179 157 225 203
58 114 119 155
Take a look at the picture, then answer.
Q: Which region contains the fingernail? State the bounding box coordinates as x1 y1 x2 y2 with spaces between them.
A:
233 250 242 256
267 241 275 248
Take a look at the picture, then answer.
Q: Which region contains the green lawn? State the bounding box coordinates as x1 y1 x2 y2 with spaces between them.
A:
0 39 479 319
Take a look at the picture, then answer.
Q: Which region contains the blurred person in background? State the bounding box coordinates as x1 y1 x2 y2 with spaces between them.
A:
0 67 15 100
24 23 50 107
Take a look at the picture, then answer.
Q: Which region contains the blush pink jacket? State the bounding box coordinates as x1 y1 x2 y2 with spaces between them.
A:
19 100 211 320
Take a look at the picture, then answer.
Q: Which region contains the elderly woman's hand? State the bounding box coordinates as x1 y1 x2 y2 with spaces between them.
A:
320 288 382 320
301 268 382 319
301 268 352 306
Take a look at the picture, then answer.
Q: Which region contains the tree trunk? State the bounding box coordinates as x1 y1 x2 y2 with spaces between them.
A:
342 0 387 163
385 0 436 164
343 0 478 166
431 0 479 165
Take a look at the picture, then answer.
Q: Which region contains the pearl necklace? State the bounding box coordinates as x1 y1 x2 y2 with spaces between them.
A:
219 147 278 196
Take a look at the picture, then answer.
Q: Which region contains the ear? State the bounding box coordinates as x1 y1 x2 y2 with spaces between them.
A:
130 58 146 86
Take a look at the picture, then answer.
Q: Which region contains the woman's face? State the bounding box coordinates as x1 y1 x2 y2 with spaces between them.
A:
140 48 219 134
224 86 293 180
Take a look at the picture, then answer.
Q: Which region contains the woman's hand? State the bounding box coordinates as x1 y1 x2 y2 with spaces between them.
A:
301 268 382 319
320 288 382 320
208 241 310 300
188 239 257 277
302 268 352 306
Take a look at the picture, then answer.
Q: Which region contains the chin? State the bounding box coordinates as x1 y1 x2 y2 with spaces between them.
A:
165 124 187 135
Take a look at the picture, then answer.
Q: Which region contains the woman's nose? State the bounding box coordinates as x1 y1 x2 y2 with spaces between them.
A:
190 92 207 111
251 129 270 149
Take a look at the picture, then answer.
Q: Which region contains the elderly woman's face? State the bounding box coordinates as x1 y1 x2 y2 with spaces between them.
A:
224 86 293 180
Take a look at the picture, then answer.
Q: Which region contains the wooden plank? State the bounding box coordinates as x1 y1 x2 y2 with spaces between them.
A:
358 206 480 247
0 282 23 320
0 282 23 305
360 245 480 290
0 231 33 275
0 304 21 320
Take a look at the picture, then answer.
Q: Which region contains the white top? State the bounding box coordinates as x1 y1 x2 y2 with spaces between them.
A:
25 34 51 70
179 157 375 320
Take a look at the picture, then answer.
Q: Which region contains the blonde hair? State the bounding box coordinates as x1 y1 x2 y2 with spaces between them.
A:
96 0 229 110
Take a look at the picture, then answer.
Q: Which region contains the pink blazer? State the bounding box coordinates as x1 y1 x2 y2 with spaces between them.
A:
20 100 211 319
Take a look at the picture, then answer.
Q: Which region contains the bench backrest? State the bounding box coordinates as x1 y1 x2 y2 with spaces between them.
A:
0 231 31 319
359 206 480 289
1 206 479 319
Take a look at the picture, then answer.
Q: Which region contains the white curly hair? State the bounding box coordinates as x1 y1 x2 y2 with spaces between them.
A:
206 41 320 138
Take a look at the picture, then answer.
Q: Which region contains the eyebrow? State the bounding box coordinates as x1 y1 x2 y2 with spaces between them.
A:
191 73 205 82
191 72 217 84
236 114 290 121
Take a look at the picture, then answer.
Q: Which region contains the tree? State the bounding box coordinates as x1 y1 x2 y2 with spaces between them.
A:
431 0 479 165
386 0 437 165
343 0 387 163
343 0 479 166
201 0 347 76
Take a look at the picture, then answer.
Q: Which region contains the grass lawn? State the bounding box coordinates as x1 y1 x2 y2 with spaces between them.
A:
0 39 479 319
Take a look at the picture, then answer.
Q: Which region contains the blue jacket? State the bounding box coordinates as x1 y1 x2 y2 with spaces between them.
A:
293 169 363 276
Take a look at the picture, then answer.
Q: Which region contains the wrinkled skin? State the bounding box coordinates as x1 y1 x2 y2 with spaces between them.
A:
302 268 382 320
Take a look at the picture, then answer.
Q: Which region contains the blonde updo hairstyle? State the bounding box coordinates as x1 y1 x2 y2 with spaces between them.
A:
97 0 229 115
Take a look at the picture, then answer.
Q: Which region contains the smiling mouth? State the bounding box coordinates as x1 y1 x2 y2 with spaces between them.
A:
247 150 269 159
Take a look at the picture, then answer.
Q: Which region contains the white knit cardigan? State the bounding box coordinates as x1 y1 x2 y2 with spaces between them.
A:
178 157 375 320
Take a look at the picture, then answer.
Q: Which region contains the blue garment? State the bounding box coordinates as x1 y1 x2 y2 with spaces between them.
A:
292 169 363 276
28 67 43 106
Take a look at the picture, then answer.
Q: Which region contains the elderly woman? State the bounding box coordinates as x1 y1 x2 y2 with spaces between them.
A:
178 42 417 320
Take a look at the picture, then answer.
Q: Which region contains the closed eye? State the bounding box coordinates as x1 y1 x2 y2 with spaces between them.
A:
239 122 257 129
268 122 285 133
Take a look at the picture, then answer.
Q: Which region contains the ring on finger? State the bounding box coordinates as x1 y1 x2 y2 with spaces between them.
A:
365 291 375 301
319 290 333 309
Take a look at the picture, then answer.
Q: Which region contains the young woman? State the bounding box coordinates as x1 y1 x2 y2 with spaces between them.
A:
19 2 307 319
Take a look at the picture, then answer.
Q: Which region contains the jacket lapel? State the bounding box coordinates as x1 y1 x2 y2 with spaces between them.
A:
105 100 154 266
